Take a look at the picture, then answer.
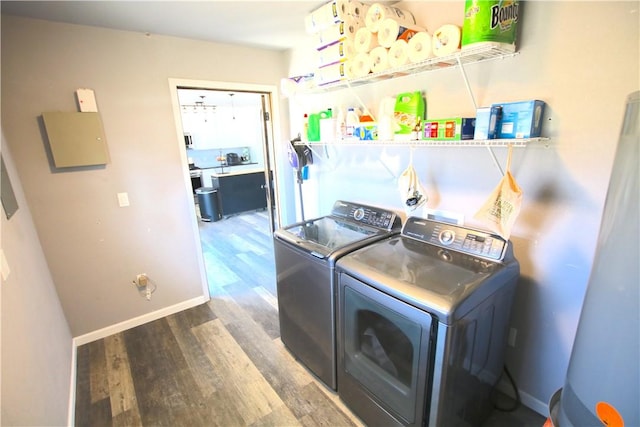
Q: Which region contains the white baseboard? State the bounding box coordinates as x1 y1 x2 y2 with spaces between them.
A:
67 295 209 425
72 295 209 347
496 376 549 417
67 340 77 427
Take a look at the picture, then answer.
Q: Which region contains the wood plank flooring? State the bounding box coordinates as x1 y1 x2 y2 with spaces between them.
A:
74 209 546 427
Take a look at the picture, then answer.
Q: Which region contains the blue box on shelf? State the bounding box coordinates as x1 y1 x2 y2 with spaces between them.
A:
494 100 546 139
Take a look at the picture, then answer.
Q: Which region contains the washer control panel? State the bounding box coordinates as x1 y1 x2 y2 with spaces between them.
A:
402 216 508 261
331 200 401 231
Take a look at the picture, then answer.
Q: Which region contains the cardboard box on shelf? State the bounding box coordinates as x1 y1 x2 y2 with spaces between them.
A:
494 100 546 139
422 117 475 141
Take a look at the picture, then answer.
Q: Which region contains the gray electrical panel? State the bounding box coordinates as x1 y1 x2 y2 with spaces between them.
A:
42 112 109 168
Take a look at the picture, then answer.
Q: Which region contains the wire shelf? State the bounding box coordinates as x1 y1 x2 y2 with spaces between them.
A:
307 44 519 93
296 137 549 148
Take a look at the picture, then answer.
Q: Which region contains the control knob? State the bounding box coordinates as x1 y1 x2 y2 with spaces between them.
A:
439 229 456 245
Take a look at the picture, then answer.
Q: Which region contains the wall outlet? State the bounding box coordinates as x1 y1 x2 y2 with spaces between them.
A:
508 327 518 347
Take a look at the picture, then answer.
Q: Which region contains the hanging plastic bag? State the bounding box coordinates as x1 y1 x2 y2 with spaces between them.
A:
398 150 427 211
474 144 523 239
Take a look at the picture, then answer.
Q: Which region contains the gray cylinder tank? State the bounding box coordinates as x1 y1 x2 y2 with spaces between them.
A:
556 91 639 426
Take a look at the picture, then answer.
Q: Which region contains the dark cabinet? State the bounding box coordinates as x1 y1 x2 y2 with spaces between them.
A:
212 171 268 217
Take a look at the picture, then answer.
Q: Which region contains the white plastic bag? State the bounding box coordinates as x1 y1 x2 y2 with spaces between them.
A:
398 158 427 211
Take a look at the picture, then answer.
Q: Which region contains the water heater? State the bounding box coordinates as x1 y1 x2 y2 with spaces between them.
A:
552 91 639 426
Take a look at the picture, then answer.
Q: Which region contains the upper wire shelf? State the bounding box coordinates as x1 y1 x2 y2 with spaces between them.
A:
305 44 519 93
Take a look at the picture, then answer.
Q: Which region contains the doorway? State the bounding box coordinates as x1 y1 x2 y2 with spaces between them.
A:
169 78 283 298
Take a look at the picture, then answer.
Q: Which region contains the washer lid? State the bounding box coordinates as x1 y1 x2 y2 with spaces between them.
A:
337 236 518 323
275 216 385 258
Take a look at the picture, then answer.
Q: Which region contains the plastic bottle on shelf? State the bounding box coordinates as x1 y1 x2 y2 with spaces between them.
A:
335 107 346 140
319 108 334 142
346 108 359 139
302 113 309 142
308 113 321 141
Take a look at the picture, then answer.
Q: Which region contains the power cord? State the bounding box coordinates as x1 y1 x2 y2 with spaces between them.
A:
492 364 521 412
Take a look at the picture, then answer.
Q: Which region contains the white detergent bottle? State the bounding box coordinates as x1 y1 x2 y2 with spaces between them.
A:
346 108 359 140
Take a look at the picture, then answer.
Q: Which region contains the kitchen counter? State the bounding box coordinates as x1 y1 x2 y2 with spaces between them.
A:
210 167 263 177
194 169 271 218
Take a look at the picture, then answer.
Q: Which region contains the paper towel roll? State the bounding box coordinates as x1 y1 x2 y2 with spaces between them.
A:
349 1 370 20
377 18 425 48
432 24 461 57
388 39 410 68
317 17 362 49
334 0 351 20
365 3 416 33
318 40 355 67
305 0 351 34
369 46 390 73
351 52 372 77
354 27 379 53
343 59 358 78
316 61 351 86
408 31 433 63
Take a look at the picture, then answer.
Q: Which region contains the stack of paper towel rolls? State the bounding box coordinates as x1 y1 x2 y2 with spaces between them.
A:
365 3 416 33
396 23 462 66
309 0 371 85
348 2 421 75
308 0 462 84
306 0 358 34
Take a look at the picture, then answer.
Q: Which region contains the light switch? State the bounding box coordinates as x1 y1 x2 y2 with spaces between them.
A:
117 192 130 207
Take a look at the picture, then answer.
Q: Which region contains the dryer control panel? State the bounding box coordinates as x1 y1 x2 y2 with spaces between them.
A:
331 200 401 231
402 216 508 261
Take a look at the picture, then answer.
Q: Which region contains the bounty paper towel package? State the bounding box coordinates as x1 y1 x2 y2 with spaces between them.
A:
494 100 545 138
461 0 519 51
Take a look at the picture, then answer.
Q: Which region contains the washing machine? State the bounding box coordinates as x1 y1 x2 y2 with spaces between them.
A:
336 216 520 426
274 200 401 390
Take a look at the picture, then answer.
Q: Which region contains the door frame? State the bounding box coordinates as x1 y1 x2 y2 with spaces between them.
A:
168 78 286 298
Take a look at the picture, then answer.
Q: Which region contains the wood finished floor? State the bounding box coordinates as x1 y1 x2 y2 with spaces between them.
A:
74 209 546 427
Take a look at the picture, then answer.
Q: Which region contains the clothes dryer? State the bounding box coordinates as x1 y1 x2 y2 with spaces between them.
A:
336 217 520 426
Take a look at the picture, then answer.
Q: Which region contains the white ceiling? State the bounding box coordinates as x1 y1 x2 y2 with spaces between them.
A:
0 0 328 51
1 1 334 106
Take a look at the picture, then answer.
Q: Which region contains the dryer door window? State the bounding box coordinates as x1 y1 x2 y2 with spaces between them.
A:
342 281 434 424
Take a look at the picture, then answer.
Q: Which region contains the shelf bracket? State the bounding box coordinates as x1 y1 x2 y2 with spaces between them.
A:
346 80 376 119
456 56 504 176
456 56 478 111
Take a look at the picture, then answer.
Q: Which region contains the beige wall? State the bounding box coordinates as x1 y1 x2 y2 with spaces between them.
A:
286 0 639 414
1 143 73 426
1 15 289 337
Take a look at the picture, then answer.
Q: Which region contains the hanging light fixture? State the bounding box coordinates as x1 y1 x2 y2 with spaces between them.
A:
181 94 217 114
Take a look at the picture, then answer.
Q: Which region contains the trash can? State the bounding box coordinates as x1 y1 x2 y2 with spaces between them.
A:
196 187 221 222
